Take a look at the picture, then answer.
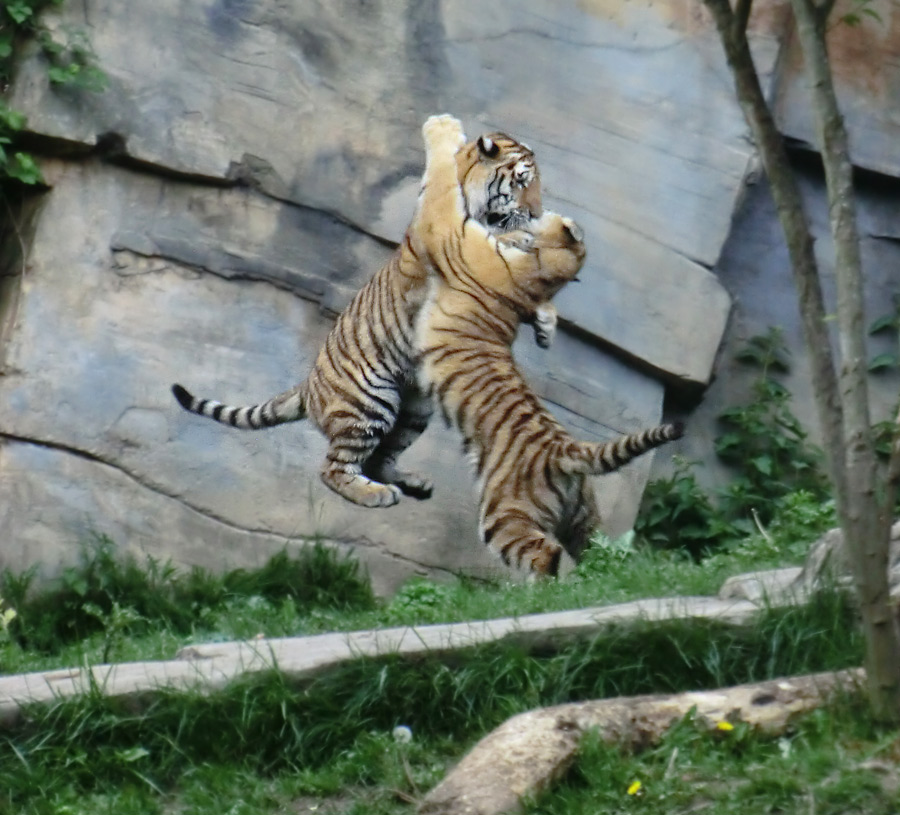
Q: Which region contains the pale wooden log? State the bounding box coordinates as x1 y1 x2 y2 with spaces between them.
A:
419 668 865 815
0 595 773 728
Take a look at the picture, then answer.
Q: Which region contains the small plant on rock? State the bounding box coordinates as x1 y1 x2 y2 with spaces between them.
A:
0 0 106 185
637 329 828 558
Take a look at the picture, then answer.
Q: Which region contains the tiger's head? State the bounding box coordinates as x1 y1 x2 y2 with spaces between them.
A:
509 213 586 307
456 132 542 232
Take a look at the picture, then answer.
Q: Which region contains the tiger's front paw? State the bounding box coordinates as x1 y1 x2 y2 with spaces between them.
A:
423 114 466 150
561 216 584 244
533 302 558 349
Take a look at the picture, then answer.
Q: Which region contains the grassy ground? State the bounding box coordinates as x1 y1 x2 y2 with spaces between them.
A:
1 524 896 815
526 701 900 815
1 525 809 675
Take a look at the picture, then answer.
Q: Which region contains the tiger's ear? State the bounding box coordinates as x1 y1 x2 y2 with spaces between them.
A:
477 135 500 158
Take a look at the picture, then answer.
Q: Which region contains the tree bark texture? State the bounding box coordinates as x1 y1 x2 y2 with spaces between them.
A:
419 670 864 815
702 0 900 722
789 0 900 721
701 0 846 501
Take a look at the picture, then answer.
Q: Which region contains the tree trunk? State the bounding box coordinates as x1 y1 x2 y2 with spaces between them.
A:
788 0 900 722
702 0 900 722
702 0 846 499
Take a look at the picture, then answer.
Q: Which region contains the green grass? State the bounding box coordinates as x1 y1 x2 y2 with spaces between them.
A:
0 508 883 815
526 702 900 815
0 588 871 815
0 523 817 675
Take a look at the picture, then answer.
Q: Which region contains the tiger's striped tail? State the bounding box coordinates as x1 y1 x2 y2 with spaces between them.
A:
171 383 307 430
561 422 684 476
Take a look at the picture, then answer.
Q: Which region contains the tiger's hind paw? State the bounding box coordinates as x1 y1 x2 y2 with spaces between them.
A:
366 460 434 501
392 472 434 501
320 467 402 508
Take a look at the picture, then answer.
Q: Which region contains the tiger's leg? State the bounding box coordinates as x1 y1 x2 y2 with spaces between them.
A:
311 383 405 508
495 230 535 252
320 431 403 508
411 115 467 252
560 480 602 563
531 301 558 349
364 385 434 499
495 230 557 348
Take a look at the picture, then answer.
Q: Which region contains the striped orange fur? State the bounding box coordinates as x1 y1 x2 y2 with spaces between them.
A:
410 115 684 575
173 129 552 508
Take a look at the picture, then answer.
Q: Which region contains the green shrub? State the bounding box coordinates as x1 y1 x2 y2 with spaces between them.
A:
637 329 829 558
0 0 106 186
1 536 375 654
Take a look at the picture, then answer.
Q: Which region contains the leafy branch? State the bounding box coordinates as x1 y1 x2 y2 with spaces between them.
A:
0 0 106 186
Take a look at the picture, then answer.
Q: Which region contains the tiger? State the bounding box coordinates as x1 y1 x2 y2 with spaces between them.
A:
409 114 684 576
172 129 558 508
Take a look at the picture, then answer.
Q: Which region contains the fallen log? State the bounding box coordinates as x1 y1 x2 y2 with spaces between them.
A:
0 595 769 728
419 668 865 815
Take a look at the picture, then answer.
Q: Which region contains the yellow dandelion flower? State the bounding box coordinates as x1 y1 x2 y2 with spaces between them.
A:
716 720 734 731
627 780 642 795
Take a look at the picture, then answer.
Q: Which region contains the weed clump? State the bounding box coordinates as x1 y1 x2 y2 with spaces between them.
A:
1 537 375 655
637 329 833 559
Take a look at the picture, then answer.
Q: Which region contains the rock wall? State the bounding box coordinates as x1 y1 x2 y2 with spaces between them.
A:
1 0 897 592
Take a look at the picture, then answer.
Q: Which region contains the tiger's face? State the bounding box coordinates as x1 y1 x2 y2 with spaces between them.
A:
456 132 542 232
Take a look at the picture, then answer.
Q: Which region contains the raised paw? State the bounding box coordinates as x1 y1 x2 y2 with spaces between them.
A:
392 471 434 501
423 114 466 149
497 230 535 251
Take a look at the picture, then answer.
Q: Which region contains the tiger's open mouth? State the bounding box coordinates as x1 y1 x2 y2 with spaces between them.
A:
488 208 533 231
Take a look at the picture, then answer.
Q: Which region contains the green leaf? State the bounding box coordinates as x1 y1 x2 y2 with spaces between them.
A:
5 1 34 25
47 63 81 85
116 746 150 764
0 106 26 131
8 151 43 185
752 456 773 476
862 7 883 23
868 313 898 334
868 352 899 372
714 433 742 453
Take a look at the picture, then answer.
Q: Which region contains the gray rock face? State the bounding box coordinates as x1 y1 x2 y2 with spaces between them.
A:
4 0 895 591
675 163 900 488
9 0 736 382
774 8 900 178
0 157 666 591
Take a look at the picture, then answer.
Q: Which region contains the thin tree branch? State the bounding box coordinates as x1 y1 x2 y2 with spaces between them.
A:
702 0 846 501
887 404 900 503
791 0 900 723
734 0 754 36
818 0 839 20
